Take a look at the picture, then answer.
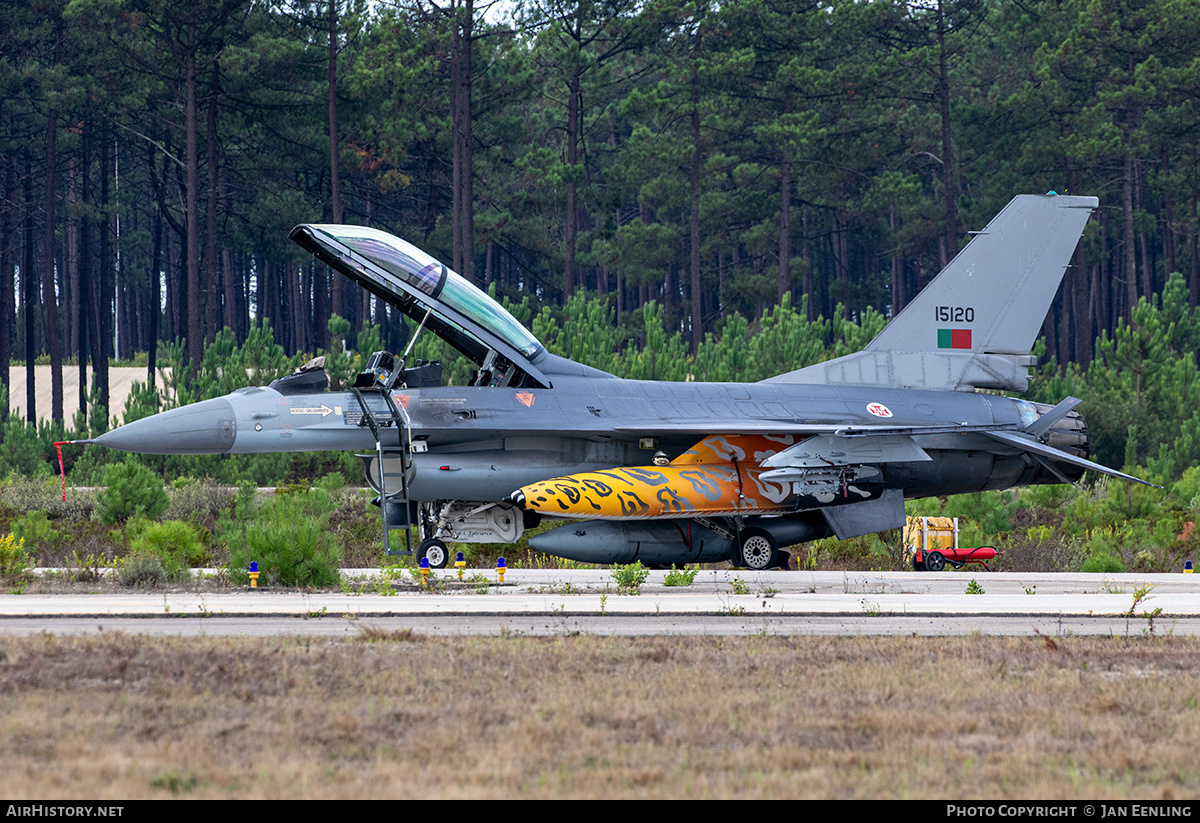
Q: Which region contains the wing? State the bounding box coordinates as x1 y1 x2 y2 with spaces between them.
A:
617 401 1157 488
613 421 1019 437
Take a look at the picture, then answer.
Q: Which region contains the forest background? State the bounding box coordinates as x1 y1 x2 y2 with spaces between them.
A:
2 0 1200 573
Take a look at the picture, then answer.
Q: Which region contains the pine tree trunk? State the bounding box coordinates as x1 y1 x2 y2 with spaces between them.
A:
186 20 203 370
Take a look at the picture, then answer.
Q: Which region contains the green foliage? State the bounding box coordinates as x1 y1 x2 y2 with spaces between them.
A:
124 519 206 582
159 322 299 409
95 459 170 525
120 380 164 426
116 551 169 588
235 480 259 519
224 489 342 587
663 564 699 587
504 288 906 389
7 511 62 559
1127 584 1157 618
805 530 897 570
942 491 1018 540
0 414 54 479
324 314 356 391
0 533 32 579
86 385 110 437
1082 549 1126 575
324 314 417 390
0 475 94 521
611 561 649 594
1173 467 1200 512
692 294 830 382
1019 483 1073 513
619 303 690 382
62 444 122 488
164 478 235 525
1031 274 1200 478
65 549 110 583
316 472 345 491
533 292 624 376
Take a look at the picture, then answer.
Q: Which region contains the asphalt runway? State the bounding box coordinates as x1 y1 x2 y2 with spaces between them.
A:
1 569 1197 636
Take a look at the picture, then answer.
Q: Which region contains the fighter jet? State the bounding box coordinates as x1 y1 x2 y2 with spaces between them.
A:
89 193 1150 570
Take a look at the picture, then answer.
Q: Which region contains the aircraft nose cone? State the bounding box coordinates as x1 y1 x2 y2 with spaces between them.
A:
93 397 237 455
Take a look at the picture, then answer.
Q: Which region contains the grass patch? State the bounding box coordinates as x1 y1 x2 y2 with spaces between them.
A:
1 634 1199 798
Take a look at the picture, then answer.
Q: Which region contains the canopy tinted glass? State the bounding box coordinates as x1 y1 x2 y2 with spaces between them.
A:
305 225 543 359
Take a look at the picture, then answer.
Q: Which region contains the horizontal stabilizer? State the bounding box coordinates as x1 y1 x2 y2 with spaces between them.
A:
1024 396 1083 439
984 430 1158 488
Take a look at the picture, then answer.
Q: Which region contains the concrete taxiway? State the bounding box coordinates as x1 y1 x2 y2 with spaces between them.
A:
0 569 1196 636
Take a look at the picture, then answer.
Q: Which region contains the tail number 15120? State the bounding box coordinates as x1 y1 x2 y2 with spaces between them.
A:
935 306 974 323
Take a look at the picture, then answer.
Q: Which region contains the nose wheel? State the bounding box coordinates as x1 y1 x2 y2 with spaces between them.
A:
417 538 450 569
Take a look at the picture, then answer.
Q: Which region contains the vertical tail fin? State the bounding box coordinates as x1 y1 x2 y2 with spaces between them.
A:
767 193 1097 392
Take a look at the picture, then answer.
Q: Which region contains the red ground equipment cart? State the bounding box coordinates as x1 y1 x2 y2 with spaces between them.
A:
905 516 1002 571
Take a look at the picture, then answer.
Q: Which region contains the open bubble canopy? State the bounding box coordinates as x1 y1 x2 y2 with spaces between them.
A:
290 224 549 387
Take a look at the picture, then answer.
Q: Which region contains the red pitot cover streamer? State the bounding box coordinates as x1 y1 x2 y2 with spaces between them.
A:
53 442 68 501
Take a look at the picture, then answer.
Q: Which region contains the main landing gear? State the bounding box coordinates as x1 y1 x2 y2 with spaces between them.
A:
735 529 779 571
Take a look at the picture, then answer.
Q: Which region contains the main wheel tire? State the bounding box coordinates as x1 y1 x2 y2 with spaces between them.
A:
925 551 946 572
417 538 450 569
736 529 778 571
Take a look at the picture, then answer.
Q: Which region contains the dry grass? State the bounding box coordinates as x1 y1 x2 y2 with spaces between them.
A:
1 633 1199 799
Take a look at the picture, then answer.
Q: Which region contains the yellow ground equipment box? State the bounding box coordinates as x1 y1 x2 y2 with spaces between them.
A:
904 516 958 553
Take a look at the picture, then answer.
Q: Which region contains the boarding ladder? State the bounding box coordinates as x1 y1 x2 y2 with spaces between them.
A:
350 385 414 556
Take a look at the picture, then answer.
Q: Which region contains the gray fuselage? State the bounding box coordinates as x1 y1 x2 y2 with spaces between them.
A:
95 373 1055 504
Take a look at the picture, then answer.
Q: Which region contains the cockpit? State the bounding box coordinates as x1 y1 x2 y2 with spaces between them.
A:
290 225 550 390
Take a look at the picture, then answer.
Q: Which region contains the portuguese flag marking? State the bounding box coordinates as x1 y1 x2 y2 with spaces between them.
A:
937 328 972 350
